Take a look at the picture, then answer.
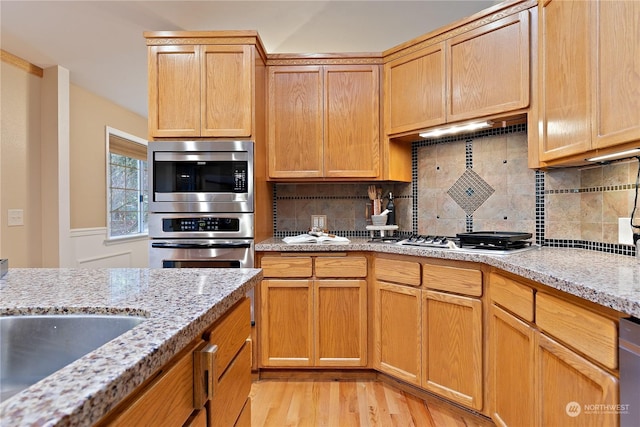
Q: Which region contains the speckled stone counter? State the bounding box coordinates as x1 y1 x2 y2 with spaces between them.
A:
0 268 261 427
256 238 640 317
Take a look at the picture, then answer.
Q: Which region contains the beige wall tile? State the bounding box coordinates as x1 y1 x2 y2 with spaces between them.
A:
581 166 603 188
580 192 603 223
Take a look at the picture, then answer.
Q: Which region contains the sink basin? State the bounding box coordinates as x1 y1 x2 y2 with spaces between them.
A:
0 314 146 401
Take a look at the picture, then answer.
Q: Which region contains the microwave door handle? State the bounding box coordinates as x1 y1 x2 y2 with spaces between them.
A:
151 242 252 249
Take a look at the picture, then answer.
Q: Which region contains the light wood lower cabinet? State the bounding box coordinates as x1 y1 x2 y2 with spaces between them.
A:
374 280 422 385
489 304 536 427
537 333 618 427
422 290 483 410
99 297 252 427
259 254 368 368
208 298 252 427
260 278 313 366
488 272 621 427
315 279 368 366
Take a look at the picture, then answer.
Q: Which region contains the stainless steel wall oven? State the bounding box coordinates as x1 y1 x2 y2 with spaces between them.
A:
148 140 256 322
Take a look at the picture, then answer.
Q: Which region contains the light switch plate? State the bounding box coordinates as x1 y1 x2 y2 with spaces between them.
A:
619 217 633 244
8 209 24 226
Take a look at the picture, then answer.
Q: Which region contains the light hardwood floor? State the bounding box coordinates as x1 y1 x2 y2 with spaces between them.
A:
250 379 496 427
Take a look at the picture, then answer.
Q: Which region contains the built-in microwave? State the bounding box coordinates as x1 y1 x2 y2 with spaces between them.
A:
149 140 253 213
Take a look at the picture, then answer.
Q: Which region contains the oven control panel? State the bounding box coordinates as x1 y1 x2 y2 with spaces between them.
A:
162 217 240 232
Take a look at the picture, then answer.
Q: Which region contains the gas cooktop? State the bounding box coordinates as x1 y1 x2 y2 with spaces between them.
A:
397 231 536 255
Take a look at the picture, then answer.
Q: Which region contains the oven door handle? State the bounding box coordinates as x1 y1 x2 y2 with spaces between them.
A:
151 242 252 249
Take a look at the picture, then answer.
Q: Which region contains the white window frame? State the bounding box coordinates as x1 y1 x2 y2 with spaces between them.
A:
105 126 148 242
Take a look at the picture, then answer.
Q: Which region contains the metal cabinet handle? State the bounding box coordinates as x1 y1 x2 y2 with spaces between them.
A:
193 343 217 409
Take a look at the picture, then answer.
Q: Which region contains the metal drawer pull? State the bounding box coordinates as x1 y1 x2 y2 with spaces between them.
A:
193 343 217 408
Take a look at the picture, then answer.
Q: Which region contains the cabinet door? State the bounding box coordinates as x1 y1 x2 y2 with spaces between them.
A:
260 279 313 366
537 333 618 427
324 65 380 178
448 11 530 122
422 290 483 410
314 279 367 367
539 0 592 161
267 66 323 178
592 0 640 149
384 43 446 135
148 45 201 138
489 304 535 427
374 281 421 385
201 45 253 137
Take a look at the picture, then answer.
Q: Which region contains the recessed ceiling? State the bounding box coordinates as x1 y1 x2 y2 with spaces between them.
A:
1 1 497 118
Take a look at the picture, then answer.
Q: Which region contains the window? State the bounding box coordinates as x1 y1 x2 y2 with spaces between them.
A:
106 127 148 239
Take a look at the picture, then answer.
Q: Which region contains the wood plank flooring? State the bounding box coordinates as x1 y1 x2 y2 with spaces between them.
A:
250 379 496 427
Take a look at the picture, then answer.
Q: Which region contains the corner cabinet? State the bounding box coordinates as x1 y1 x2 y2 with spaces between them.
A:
383 6 532 138
373 255 485 412
145 32 263 139
538 0 640 164
267 62 381 180
258 253 368 367
446 10 530 123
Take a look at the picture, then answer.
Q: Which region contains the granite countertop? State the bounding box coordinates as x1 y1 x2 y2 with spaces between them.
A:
0 268 262 427
257 237 640 317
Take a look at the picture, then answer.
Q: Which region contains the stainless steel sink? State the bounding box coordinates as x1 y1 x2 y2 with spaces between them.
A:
0 314 146 401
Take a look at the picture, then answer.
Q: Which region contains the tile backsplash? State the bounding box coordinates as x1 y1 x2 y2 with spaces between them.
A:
271 124 639 256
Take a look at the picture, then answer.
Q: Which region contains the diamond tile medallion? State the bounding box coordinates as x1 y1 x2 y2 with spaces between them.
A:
447 168 495 215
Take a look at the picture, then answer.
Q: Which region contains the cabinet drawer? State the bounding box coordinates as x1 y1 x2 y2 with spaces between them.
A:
536 293 618 370
489 272 534 322
107 342 198 426
261 256 313 277
210 341 252 427
208 297 251 379
315 256 367 278
375 257 421 286
423 264 482 296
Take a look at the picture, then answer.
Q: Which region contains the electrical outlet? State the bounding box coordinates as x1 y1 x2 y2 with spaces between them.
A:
619 218 633 244
311 215 327 230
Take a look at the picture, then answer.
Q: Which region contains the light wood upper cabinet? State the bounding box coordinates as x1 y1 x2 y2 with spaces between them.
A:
267 66 323 178
383 7 531 138
147 42 254 139
592 0 640 150
148 45 201 137
384 43 446 135
200 45 253 137
538 0 592 161
267 64 380 179
447 11 530 123
539 0 640 163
